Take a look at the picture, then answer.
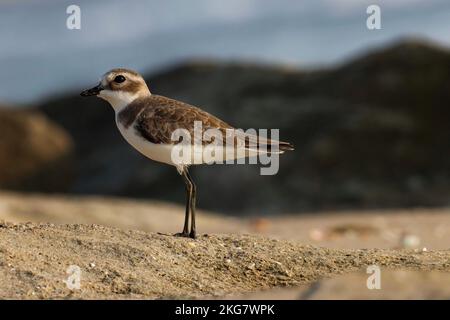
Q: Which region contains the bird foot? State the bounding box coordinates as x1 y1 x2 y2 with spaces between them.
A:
173 231 196 239
173 232 190 238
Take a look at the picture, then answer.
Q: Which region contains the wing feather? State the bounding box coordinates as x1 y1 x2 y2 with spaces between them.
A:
133 95 294 153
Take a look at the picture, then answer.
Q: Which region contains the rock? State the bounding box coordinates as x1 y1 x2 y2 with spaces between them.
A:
0 107 74 192
400 233 421 249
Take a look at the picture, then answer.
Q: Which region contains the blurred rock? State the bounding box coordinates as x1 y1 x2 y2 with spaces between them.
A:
309 224 379 241
400 232 421 249
249 218 271 232
0 107 73 191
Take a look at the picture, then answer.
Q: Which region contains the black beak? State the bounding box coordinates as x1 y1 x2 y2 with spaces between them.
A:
80 83 103 97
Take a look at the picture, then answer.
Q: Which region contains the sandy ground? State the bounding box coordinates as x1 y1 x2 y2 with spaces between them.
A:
0 191 449 299
227 270 450 300
0 222 449 299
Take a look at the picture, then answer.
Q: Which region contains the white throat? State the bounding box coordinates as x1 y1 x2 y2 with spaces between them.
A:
98 90 149 112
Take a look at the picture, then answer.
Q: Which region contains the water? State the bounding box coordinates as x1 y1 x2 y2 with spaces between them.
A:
0 0 449 104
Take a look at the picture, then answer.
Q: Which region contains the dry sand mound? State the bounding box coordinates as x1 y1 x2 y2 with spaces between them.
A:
0 222 449 299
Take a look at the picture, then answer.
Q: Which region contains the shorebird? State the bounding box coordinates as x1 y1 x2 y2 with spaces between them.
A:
81 68 293 238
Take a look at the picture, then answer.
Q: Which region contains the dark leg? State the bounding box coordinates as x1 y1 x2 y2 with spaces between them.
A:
186 169 197 239
175 168 192 237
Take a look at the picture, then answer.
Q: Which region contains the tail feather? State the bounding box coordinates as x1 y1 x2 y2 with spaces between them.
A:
229 130 294 154
245 139 294 154
279 141 295 152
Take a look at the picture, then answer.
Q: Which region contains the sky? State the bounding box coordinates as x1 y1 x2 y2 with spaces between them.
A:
0 0 449 104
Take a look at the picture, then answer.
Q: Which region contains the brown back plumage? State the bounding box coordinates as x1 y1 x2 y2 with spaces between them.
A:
119 94 294 152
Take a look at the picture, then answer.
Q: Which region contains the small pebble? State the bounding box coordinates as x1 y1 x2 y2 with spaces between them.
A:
187 242 196 248
401 234 421 249
309 228 325 241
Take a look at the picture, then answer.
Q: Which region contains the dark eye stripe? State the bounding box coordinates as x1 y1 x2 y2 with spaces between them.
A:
114 75 126 83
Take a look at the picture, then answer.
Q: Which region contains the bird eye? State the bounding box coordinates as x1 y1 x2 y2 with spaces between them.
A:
114 75 126 83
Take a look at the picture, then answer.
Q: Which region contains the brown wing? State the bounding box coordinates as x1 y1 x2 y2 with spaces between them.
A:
133 95 234 145
133 95 294 152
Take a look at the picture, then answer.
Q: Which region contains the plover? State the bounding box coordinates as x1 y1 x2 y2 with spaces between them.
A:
81 68 293 238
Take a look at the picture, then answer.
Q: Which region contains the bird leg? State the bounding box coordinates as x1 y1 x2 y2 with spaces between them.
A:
186 169 197 239
175 169 192 237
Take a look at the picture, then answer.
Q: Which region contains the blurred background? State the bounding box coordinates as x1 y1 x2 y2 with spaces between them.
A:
0 0 450 216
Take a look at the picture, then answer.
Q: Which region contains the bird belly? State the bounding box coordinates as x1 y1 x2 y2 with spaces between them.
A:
117 123 176 166
116 122 265 166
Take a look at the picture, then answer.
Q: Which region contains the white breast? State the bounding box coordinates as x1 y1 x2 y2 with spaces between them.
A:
115 118 177 166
